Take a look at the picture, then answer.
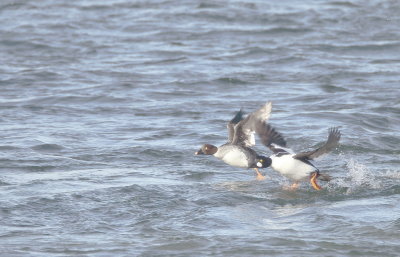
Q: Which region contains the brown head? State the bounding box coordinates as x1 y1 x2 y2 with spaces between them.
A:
195 144 218 155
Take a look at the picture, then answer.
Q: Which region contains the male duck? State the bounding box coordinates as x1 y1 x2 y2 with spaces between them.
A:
195 102 272 180
256 123 341 190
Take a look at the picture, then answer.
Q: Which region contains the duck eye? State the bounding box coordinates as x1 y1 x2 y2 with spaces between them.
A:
259 159 264 163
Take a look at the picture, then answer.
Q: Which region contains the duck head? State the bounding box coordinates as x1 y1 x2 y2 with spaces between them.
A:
195 144 218 155
255 156 272 168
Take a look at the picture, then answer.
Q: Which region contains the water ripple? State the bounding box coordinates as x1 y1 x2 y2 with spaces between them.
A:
1 0 400 256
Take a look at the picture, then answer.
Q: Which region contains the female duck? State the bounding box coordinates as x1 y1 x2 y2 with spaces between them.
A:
195 102 272 180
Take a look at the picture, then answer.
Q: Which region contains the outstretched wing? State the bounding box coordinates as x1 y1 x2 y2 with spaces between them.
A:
294 127 341 160
227 110 244 143
231 102 272 147
256 122 291 154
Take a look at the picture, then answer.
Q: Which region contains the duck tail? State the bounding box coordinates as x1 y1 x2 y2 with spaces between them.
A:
318 173 332 182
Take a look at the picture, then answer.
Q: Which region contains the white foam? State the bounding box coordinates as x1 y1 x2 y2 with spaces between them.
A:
383 169 400 179
329 157 383 194
345 158 381 194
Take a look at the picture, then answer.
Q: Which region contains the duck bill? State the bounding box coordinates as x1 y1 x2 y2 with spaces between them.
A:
310 172 322 191
195 149 204 155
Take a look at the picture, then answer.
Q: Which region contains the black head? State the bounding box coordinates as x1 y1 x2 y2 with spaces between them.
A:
255 156 272 168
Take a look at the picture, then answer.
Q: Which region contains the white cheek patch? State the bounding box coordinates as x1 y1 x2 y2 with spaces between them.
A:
256 162 263 168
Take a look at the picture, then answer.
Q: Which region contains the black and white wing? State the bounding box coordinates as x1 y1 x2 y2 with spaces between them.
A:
256 123 292 154
231 102 272 147
227 110 244 143
294 127 341 160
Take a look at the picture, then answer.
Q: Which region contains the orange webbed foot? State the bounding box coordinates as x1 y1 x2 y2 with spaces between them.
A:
310 172 322 190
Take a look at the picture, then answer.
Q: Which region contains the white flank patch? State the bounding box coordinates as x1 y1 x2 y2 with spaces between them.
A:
271 154 316 181
220 150 249 168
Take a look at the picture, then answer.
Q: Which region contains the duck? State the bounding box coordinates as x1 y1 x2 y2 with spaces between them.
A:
195 102 272 180
255 123 341 190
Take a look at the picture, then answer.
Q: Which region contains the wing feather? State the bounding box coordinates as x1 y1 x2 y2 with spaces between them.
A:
231 102 272 147
227 110 244 143
256 122 289 154
294 127 341 160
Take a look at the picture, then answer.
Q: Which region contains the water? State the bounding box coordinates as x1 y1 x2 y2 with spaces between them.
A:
1 0 399 256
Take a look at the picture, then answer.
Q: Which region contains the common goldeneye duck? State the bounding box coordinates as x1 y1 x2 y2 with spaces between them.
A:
255 124 341 190
195 102 273 180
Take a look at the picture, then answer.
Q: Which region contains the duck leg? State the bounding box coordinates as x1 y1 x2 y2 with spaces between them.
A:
310 172 322 190
253 168 266 181
290 182 300 190
283 182 300 191
290 182 299 190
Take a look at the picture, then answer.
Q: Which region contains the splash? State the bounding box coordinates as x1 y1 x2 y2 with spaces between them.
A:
344 158 382 194
384 169 400 180
330 158 382 194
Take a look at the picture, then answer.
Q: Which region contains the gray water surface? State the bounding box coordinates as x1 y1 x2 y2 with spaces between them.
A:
1 0 399 256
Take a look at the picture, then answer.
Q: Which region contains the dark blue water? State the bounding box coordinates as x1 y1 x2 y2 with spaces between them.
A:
1 0 399 256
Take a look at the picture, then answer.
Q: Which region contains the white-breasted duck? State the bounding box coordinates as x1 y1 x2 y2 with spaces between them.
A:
195 102 272 180
255 123 341 190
